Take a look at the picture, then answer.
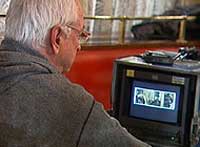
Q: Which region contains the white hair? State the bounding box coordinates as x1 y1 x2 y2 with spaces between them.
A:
5 0 79 48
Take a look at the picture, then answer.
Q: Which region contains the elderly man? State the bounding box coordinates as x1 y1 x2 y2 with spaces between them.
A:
0 0 150 147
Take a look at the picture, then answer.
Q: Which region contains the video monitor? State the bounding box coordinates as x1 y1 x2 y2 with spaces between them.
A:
129 80 181 124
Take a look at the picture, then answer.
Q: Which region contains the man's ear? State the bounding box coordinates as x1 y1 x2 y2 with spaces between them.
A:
50 25 62 54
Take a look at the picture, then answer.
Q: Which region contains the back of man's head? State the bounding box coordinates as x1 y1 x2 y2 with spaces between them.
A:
5 0 79 49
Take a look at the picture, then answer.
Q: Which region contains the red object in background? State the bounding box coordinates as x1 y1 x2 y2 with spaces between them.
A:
65 47 178 110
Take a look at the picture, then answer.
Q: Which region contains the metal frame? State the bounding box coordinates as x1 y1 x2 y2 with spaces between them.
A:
85 15 196 44
0 14 197 44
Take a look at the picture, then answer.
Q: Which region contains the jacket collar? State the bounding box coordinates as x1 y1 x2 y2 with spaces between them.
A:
0 38 46 60
0 38 59 74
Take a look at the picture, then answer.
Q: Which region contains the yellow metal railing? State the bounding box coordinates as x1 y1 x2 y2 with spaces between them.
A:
84 15 196 44
0 14 197 44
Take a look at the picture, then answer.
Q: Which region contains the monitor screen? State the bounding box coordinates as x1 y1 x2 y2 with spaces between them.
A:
129 80 181 123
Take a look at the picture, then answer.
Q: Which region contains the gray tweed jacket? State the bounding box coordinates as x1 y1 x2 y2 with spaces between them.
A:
0 39 150 147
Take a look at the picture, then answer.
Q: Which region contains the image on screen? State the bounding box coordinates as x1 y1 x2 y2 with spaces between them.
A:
134 87 176 110
129 80 181 123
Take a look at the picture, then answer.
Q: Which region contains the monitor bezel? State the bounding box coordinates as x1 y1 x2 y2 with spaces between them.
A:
112 62 197 146
118 70 184 127
129 79 182 124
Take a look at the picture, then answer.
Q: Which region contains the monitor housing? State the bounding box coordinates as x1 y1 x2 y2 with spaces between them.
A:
112 56 200 147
